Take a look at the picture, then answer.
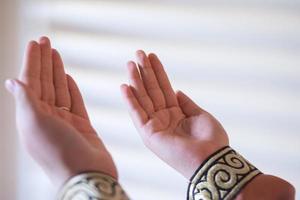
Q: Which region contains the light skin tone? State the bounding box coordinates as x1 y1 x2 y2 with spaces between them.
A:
121 50 295 200
6 37 295 199
120 50 229 179
5 37 117 187
120 50 295 200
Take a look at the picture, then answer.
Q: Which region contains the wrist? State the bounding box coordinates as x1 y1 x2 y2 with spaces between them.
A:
235 174 295 200
58 172 129 200
45 149 118 189
186 143 229 179
187 146 262 200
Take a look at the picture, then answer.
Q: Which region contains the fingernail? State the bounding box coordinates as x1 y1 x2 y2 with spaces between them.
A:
176 90 184 96
39 36 50 44
136 50 145 57
120 84 128 89
5 79 15 93
136 50 143 54
28 40 38 47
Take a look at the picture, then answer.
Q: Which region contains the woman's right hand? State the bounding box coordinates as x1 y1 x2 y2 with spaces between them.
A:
5 37 117 188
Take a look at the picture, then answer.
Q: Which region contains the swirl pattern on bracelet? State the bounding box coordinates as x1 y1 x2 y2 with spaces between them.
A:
58 172 130 200
187 146 262 200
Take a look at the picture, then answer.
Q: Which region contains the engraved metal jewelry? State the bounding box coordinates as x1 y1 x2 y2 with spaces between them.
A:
58 172 130 200
187 146 262 200
59 106 71 111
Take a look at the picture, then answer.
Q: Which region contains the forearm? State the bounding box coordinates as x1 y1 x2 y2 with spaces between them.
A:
236 174 295 200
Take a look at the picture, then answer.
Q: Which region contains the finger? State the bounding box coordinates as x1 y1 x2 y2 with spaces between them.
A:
120 84 148 126
148 53 178 107
19 41 42 98
52 49 71 108
176 90 203 116
136 50 166 111
127 61 154 115
67 75 89 119
39 36 55 105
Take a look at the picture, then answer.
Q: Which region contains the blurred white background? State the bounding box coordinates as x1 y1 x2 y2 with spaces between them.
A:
0 0 299 199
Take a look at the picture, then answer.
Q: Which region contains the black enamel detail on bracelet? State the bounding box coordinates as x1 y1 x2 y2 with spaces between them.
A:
58 172 130 200
187 146 262 200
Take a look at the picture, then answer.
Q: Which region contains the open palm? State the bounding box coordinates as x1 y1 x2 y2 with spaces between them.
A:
121 51 229 179
7 37 117 186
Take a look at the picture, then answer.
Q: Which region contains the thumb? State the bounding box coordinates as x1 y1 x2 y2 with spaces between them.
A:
176 90 204 116
5 79 19 96
5 79 36 109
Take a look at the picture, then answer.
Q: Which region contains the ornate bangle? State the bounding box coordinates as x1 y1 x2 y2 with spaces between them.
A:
58 172 130 200
187 146 262 200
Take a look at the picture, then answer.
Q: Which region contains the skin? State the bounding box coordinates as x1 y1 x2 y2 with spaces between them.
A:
120 50 295 199
120 50 229 179
6 38 295 199
5 37 117 188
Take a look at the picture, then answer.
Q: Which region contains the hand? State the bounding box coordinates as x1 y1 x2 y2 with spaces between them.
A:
121 50 229 179
5 37 117 187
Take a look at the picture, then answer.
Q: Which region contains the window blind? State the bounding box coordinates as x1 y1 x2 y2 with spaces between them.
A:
19 1 300 199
